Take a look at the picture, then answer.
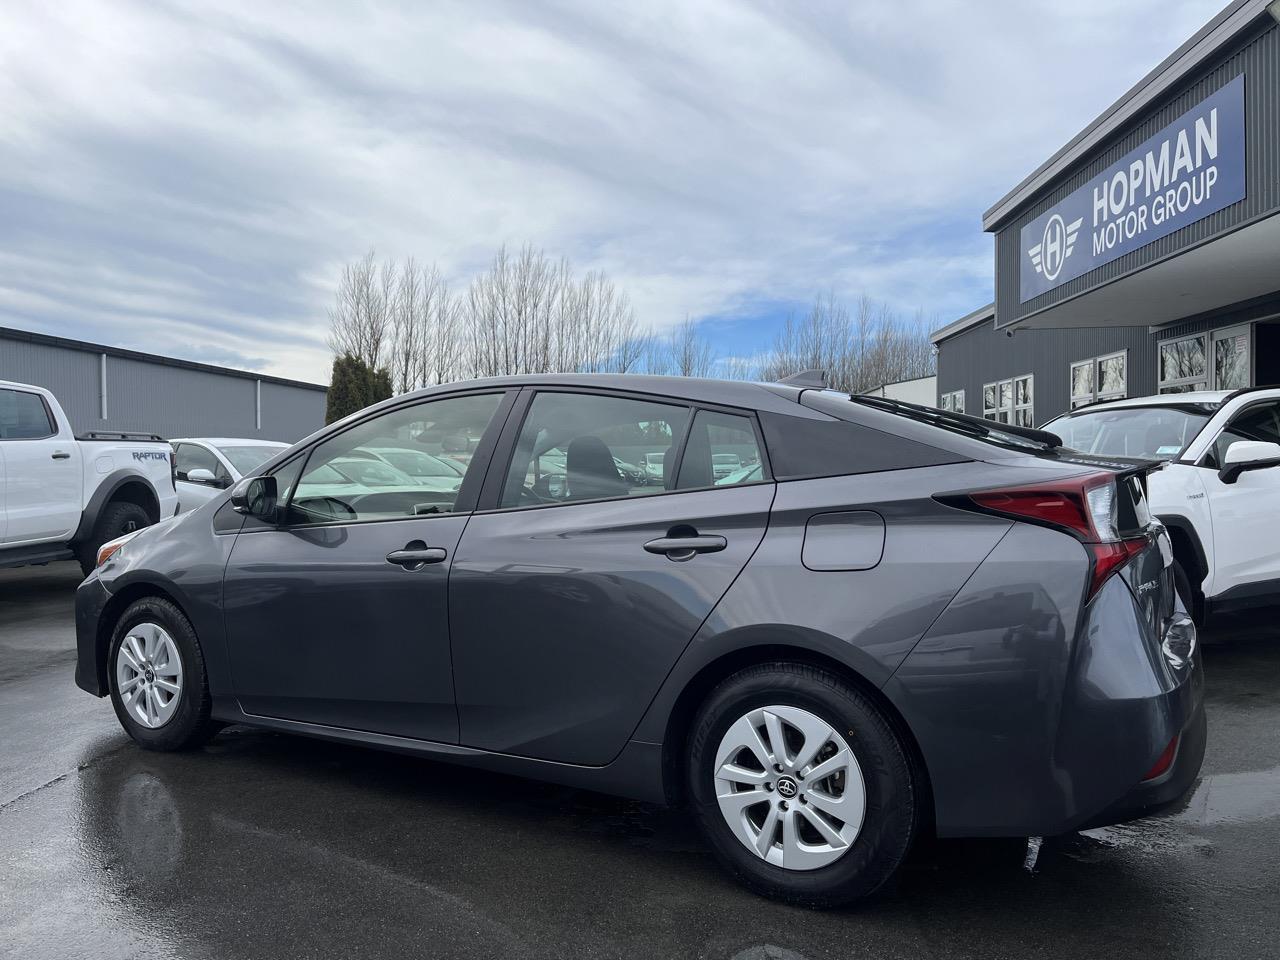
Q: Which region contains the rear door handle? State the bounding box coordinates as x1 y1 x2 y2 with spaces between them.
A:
51 451 71 460
643 534 727 561
386 541 448 570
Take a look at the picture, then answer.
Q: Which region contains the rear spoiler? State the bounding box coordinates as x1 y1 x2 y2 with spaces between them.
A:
77 431 168 442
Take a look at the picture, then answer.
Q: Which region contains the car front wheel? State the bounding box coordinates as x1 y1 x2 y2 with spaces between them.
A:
687 662 918 907
108 597 218 751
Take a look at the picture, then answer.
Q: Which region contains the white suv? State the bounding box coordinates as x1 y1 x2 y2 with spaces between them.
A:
1045 388 1280 629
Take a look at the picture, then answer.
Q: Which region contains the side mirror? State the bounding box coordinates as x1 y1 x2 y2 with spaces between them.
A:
230 475 279 518
186 467 219 485
1219 440 1280 484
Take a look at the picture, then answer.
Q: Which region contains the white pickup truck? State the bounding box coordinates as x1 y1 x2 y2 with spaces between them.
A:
0 379 178 575
1046 387 1280 630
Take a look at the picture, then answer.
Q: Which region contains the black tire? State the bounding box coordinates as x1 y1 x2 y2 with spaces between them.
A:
78 500 151 576
108 596 219 751
687 662 918 908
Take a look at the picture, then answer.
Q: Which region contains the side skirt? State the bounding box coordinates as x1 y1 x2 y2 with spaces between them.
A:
210 700 668 805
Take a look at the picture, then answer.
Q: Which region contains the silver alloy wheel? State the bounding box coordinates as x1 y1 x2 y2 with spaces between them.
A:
713 705 866 870
115 622 184 729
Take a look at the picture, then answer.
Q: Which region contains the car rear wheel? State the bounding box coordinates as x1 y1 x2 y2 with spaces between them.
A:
108 597 218 751
687 662 918 907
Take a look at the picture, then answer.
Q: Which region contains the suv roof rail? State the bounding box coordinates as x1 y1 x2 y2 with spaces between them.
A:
1222 383 1280 403
776 369 828 389
78 430 168 442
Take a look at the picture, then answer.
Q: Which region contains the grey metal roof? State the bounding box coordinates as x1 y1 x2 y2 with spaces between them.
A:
0 324 328 392
982 0 1272 231
929 303 995 345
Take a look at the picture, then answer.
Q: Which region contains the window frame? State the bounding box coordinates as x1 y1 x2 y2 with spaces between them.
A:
476 386 773 515
0 387 57 441
238 388 517 532
1070 349 1128 409
939 390 964 413
1157 333 1210 394
982 375 1033 426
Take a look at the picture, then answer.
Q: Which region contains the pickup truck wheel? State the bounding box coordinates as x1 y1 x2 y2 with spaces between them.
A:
108 597 218 751
78 501 151 576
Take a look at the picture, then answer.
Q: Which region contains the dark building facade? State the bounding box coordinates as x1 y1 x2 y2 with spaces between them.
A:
936 0 1280 425
0 325 327 441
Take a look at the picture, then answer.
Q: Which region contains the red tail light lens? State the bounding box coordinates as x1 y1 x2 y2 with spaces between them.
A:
955 472 1148 600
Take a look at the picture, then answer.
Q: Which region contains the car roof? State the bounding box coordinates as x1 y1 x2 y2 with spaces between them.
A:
171 437 291 447
398 374 810 412
1055 392 1230 416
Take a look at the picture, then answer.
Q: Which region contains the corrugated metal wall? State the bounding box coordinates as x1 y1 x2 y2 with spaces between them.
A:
994 16 1280 327
937 291 1280 423
0 333 326 441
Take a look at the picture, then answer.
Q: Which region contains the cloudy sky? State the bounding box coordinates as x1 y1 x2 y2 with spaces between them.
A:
0 0 1225 383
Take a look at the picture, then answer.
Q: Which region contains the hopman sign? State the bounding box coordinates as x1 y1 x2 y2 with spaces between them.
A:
1020 74 1246 303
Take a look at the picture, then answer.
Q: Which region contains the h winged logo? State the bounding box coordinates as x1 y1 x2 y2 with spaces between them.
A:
1027 214 1084 282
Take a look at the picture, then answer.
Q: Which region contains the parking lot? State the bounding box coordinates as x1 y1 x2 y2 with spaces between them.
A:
1 562 1277 960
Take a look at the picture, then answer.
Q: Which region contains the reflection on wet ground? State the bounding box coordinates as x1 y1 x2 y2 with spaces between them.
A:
2 567 1278 959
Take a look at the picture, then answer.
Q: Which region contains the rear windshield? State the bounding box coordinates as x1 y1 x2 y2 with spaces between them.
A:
1046 404 1216 461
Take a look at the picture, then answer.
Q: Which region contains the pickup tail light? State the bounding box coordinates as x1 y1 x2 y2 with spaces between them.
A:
170 450 178 491
951 472 1149 600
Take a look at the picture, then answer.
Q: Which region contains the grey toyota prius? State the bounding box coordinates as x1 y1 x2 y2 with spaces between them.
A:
75 373 1204 906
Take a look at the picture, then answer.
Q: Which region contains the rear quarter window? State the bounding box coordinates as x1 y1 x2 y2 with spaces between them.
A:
758 411 966 481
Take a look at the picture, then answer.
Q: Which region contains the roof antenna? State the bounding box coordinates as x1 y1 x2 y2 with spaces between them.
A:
776 369 828 389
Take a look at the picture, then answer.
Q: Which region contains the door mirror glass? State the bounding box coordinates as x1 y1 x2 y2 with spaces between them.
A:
1219 440 1280 484
230 475 279 518
186 467 219 485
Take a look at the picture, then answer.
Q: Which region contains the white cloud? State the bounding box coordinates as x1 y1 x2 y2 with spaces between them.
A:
0 0 1226 382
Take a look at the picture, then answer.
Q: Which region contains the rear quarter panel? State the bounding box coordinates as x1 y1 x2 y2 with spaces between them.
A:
630 462 1013 743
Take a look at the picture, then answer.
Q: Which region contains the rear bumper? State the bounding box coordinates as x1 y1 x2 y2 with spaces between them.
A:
1075 690 1206 831
886 522 1206 839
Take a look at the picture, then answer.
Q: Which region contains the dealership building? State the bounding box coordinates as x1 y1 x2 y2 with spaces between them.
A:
935 0 1280 425
0 325 327 441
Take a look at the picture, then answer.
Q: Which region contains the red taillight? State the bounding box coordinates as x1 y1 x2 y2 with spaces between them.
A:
169 451 178 491
1142 736 1179 781
954 472 1148 600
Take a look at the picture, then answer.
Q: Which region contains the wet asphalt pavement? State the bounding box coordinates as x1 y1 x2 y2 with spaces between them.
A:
2 564 1279 960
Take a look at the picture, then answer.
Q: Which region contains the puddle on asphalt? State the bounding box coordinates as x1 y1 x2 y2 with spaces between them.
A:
1074 764 1280 856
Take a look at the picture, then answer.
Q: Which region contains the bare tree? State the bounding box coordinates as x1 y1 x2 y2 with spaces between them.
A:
326 249 393 371
653 317 716 378
759 293 934 394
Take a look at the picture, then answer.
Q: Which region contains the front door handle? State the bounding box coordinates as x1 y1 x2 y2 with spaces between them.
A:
386 541 448 570
643 534 727 561
51 451 71 460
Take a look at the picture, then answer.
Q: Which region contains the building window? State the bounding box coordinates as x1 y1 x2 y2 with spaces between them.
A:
939 390 964 413
1158 334 1208 394
982 375 1034 426
1070 351 1127 409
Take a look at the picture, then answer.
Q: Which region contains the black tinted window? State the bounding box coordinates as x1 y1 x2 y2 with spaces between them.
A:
759 411 964 480
0 389 54 439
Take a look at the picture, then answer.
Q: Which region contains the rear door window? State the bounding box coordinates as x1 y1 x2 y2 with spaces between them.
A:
676 410 766 489
500 392 690 507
